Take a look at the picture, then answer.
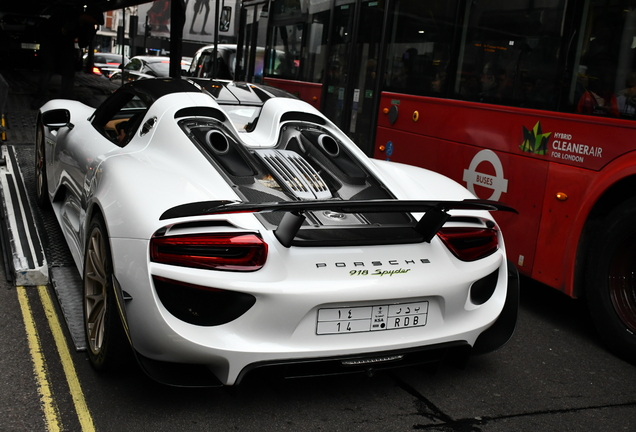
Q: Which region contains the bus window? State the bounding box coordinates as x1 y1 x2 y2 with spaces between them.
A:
267 0 305 80
323 2 356 127
303 10 330 83
265 1 329 83
268 23 302 79
261 1 327 111
384 1 458 97
457 0 567 110
571 2 636 119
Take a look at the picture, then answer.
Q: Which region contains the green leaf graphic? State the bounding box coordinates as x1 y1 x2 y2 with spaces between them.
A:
520 121 551 155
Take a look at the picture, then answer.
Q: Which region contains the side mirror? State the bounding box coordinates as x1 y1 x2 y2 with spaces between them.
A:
42 109 72 130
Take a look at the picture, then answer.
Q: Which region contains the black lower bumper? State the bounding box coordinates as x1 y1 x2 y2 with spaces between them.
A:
236 341 472 385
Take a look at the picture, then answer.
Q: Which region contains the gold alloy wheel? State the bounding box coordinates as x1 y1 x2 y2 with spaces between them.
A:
84 225 109 355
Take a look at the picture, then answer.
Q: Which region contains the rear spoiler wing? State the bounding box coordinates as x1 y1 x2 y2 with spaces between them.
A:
160 199 517 247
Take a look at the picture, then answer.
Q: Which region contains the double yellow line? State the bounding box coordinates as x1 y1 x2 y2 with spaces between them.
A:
17 285 96 432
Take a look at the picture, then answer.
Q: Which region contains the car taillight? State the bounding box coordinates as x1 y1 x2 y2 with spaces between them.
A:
437 227 499 261
150 233 267 271
91 66 102 75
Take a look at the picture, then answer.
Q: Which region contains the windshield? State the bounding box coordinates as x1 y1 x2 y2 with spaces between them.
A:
219 105 261 132
148 61 171 77
99 53 128 64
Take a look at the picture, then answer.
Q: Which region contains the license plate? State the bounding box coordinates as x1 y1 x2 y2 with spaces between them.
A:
316 301 428 335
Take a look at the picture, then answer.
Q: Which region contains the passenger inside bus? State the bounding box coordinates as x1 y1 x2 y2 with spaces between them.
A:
576 65 619 118
479 62 503 103
431 70 446 94
616 73 636 118
393 48 420 89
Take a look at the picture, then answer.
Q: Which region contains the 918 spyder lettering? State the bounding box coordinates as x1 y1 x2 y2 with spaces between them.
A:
349 268 411 276
373 268 411 276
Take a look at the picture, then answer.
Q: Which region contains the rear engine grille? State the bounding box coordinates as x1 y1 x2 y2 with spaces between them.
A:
256 149 332 200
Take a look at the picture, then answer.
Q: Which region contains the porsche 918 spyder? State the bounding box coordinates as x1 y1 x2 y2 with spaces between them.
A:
35 78 519 386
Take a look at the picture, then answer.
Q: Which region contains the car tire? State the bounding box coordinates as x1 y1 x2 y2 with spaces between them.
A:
83 214 131 371
34 120 50 208
585 198 636 364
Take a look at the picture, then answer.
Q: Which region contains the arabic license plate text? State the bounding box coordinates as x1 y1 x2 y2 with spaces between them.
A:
316 301 428 335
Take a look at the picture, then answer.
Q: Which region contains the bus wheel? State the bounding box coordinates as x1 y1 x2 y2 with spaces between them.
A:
586 199 636 364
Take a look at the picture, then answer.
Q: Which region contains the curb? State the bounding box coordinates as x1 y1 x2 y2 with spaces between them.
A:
0 145 48 285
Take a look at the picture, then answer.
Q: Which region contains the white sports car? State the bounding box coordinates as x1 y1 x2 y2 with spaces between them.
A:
35 78 518 386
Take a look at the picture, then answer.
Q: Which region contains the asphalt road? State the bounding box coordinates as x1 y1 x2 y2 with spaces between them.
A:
1 267 634 432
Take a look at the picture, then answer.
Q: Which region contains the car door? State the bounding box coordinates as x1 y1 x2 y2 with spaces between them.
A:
49 118 120 263
55 90 148 261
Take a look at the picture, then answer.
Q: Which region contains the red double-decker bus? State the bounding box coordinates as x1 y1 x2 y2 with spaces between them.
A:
237 0 636 363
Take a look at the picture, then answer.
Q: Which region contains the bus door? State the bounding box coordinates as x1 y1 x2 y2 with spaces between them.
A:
323 0 385 155
236 0 269 82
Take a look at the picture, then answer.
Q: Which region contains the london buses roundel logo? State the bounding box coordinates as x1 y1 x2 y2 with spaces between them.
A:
462 150 508 201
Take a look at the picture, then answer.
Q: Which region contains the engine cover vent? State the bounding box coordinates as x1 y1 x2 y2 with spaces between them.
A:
255 149 332 200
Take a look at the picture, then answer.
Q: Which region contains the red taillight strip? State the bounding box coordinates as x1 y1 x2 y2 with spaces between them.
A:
150 233 267 271
437 227 499 262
